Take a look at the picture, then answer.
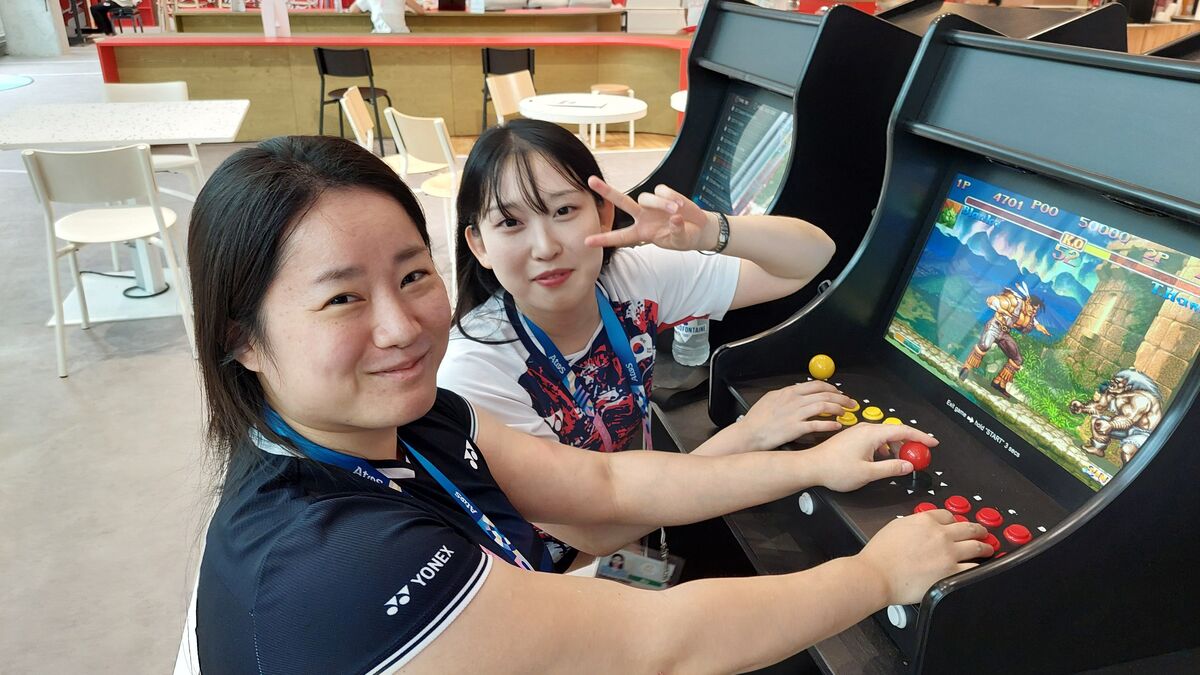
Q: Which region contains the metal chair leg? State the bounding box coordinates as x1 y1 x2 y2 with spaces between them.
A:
482 88 489 133
371 97 386 155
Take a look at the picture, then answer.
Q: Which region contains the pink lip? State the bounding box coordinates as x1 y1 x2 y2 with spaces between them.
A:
533 269 572 287
370 351 428 378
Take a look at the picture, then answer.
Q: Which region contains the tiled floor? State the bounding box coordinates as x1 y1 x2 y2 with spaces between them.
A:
0 41 667 673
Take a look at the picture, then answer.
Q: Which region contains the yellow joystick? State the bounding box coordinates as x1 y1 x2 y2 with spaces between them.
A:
862 406 884 421
808 354 835 380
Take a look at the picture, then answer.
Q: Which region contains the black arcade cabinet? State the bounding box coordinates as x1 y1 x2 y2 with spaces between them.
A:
1147 29 1200 60
709 16 1200 673
634 0 1128 369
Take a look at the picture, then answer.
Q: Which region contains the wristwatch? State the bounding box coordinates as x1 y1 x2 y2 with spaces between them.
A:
701 211 730 255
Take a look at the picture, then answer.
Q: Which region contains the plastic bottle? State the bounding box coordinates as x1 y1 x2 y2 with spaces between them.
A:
672 318 710 367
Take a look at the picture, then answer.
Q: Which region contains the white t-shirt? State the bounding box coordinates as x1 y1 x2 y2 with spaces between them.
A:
351 0 410 33
437 245 740 452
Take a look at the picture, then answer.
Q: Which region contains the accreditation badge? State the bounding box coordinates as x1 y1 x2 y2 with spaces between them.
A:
595 548 684 590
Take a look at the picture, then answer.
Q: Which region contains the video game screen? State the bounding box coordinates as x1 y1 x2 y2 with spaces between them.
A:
887 173 1200 490
692 83 793 217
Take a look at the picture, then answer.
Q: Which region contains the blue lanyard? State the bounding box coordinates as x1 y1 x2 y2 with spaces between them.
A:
504 286 652 452
262 408 534 571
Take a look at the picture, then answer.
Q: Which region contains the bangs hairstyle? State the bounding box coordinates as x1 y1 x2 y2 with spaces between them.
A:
452 119 618 341
188 135 428 492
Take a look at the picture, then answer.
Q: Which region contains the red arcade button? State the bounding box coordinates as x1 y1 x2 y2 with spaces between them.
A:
980 533 1000 556
1004 524 1033 546
944 495 971 514
913 502 938 514
954 514 968 523
976 507 1004 528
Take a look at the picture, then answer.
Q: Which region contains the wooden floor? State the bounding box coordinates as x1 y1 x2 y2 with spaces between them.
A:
449 131 676 157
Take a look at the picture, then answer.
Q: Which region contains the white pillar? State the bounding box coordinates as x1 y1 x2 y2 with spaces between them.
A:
0 0 69 57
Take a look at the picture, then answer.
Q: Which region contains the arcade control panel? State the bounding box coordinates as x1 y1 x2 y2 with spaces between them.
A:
731 355 1067 657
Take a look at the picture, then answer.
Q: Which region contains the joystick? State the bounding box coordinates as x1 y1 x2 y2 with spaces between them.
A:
897 440 932 490
898 441 931 472
808 354 835 380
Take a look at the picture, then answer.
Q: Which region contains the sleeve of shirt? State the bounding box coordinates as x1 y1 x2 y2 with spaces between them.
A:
250 497 493 675
611 246 742 328
437 340 559 442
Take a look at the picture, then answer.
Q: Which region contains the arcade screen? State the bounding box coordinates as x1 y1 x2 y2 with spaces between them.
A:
692 83 793 216
887 173 1200 491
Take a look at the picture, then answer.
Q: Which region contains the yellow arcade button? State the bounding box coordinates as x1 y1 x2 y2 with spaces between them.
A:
843 401 861 413
837 411 858 426
862 406 884 421
883 417 903 425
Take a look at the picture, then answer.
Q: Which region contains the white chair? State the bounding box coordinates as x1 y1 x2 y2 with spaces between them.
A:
22 145 197 378
341 86 439 182
382 107 461 298
103 81 206 201
485 69 536 126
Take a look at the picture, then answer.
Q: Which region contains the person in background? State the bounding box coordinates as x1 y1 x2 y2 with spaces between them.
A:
89 0 136 36
350 0 425 33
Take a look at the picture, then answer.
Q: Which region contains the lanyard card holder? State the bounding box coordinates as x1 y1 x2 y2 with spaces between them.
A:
596 531 685 590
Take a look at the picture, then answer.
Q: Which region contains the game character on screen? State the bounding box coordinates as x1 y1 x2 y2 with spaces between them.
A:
1069 369 1163 465
958 282 1051 397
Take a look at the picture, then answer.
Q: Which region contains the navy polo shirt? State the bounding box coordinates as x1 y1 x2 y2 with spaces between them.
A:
196 389 549 674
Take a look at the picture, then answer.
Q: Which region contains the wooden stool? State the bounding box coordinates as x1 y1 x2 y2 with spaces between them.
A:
590 83 635 147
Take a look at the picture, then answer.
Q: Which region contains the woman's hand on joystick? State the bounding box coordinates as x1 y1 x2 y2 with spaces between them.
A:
804 423 939 492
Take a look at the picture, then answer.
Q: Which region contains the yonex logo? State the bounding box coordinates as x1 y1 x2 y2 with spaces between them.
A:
464 445 479 470
385 586 411 615
384 545 456 616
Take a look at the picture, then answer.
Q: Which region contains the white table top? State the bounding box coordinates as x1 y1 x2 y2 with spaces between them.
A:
0 100 251 150
670 89 687 113
519 93 647 125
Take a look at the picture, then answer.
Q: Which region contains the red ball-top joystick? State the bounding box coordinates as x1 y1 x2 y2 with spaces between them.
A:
898 441 931 472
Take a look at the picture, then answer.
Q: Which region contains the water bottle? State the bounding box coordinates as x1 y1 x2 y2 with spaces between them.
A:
672 318 710 367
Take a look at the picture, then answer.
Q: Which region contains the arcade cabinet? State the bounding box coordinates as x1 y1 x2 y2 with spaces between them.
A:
1147 29 1200 60
709 16 1200 673
880 0 1127 52
633 0 1128 370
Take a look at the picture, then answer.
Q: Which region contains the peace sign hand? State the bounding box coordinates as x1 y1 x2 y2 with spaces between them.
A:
583 177 717 252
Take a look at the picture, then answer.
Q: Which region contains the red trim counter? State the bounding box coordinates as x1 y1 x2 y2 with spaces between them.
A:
96 33 690 138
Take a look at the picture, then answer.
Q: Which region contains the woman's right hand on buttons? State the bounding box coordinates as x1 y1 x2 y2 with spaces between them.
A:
855 509 989 606
737 381 857 451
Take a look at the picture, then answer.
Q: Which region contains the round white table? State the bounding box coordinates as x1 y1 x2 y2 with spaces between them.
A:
670 89 688 113
518 93 648 149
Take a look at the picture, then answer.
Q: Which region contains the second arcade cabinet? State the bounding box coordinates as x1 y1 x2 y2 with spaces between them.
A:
634 0 1128 361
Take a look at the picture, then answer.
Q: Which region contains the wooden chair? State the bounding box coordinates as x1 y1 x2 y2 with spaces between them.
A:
485 70 536 126
22 145 196 377
481 48 534 132
340 86 378 153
